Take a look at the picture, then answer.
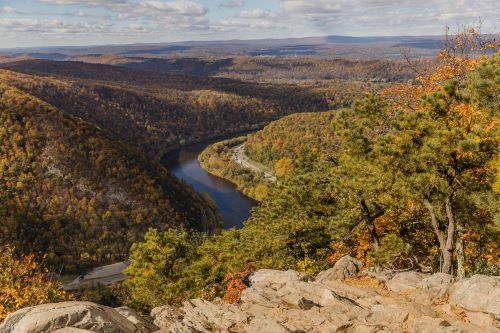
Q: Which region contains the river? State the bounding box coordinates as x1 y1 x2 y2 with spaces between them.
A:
162 139 258 229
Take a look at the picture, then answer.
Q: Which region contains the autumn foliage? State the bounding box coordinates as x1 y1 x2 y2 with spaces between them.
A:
0 78 215 273
0 246 72 321
382 25 499 110
223 264 254 304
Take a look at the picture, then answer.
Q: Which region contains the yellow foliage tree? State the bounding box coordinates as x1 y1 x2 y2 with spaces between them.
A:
254 184 269 201
379 25 499 275
0 246 72 320
274 157 294 177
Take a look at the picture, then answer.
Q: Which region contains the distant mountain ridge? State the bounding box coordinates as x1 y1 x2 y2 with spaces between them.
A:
0 35 444 59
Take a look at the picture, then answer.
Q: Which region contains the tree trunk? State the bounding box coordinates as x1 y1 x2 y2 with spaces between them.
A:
359 200 380 249
443 196 456 275
423 199 454 275
442 247 453 275
456 225 466 278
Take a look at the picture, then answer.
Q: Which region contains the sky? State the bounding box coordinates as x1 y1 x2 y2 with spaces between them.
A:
0 0 498 48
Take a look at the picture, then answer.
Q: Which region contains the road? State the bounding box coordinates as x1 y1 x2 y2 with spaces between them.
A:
231 144 276 181
62 262 128 291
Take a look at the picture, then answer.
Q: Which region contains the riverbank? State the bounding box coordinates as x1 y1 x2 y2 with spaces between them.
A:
198 136 273 201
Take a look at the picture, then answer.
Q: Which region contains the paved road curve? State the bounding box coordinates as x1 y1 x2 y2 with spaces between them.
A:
231 144 276 181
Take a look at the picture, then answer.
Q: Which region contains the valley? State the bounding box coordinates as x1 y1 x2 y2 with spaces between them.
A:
0 56 371 275
0 19 498 332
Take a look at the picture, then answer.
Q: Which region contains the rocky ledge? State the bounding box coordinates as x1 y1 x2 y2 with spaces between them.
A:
1 256 499 333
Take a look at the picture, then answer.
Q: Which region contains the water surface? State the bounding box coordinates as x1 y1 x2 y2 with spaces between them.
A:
162 140 257 229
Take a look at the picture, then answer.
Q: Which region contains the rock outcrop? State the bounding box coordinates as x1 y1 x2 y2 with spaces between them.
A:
449 275 499 316
2 258 499 333
0 302 158 333
386 271 427 292
150 263 499 333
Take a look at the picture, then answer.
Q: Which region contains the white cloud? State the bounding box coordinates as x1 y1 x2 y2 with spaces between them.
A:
218 0 244 9
38 0 127 5
38 0 211 32
2 6 23 14
239 9 277 19
140 1 207 16
1 0 499 47
0 17 149 36
278 0 499 35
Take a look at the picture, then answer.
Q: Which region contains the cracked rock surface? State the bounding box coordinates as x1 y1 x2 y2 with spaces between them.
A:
1 257 499 333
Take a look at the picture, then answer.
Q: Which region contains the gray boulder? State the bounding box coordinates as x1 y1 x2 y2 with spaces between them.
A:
367 304 409 324
114 307 158 332
246 317 288 333
420 273 454 290
166 299 249 332
150 305 184 330
0 302 150 333
417 273 456 299
349 324 393 333
316 255 363 282
463 311 499 331
53 329 94 333
386 271 426 292
316 278 378 301
449 275 500 317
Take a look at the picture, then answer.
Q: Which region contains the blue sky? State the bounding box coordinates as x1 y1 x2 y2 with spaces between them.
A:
0 0 498 48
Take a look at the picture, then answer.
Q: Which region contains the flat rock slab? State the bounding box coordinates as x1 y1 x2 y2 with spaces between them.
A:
386 271 427 292
449 275 500 316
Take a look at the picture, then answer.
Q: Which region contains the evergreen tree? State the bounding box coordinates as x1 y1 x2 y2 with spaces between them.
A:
330 95 395 249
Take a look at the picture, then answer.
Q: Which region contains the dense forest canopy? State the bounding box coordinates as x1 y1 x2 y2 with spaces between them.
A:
0 61 371 158
61 55 422 82
0 74 218 273
245 111 338 171
0 54 390 276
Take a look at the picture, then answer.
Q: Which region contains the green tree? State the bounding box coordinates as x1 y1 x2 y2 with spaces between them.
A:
377 55 499 274
330 95 395 249
125 228 203 311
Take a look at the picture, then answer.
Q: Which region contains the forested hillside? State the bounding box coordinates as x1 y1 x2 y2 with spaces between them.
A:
66 55 420 82
216 57 422 82
198 136 270 200
0 25 497 321
0 73 218 273
124 33 499 311
0 60 371 158
198 112 338 200
244 111 338 171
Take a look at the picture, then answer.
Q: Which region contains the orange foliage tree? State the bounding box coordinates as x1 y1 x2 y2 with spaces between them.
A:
383 24 499 110
222 264 254 304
